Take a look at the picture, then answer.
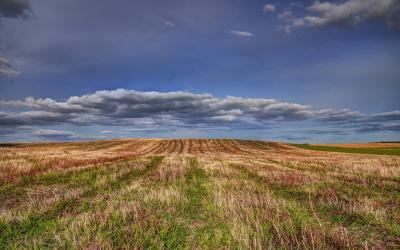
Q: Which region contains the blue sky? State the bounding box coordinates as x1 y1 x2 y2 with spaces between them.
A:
0 0 399 142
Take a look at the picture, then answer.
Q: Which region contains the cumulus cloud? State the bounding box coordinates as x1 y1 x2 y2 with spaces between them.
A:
0 111 72 126
229 30 254 37
281 0 400 32
0 57 20 76
0 89 311 127
0 0 31 19
0 89 399 135
263 4 276 12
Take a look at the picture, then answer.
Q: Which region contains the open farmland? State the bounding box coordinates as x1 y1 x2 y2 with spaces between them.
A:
293 143 400 156
0 139 399 249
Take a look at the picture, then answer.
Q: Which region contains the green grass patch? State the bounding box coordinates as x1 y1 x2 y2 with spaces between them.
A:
293 144 400 156
182 157 235 249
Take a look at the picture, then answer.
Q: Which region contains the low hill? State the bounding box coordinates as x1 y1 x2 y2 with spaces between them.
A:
1 139 290 155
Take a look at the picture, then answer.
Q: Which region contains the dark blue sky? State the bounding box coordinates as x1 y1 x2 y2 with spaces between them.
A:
0 0 399 142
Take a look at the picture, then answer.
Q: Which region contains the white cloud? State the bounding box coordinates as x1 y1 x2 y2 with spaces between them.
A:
100 130 114 134
0 68 20 76
0 56 20 76
229 30 254 37
281 0 400 32
164 20 176 27
263 4 276 12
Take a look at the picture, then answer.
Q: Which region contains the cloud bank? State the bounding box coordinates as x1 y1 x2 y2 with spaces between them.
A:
0 89 399 139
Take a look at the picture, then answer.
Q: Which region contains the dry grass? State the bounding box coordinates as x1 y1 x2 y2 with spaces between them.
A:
0 139 399 249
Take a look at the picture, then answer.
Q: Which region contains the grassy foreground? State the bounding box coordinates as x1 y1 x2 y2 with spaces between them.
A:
0 139 399 249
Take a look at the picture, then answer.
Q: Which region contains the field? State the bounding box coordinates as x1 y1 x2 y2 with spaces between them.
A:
293 143 400 156
0 139 399 249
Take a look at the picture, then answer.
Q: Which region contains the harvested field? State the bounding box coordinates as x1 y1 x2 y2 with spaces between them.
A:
1 139 399 249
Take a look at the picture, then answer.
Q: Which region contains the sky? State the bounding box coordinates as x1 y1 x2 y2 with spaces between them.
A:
0 0 399 143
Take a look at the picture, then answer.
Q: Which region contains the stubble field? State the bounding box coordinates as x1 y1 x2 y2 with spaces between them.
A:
0 139 399 249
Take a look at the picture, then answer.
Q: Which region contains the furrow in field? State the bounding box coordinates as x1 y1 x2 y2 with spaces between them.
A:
176 139 184 154
141 140 163 154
